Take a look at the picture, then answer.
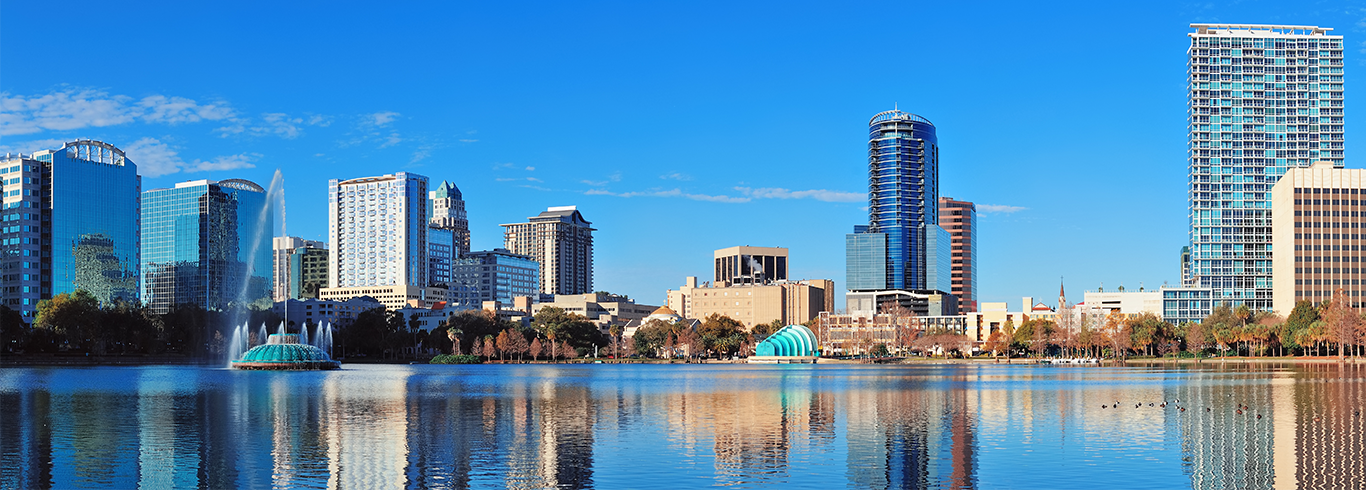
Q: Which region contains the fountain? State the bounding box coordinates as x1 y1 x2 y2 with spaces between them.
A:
223 169 339 370
232 333 340 370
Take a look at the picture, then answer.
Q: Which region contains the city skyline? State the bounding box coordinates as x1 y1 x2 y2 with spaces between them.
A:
5 1 1364 307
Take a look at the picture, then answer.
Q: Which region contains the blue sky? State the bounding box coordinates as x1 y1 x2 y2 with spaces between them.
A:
3 0 1364 307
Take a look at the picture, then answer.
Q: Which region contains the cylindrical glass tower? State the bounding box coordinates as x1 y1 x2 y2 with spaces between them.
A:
867 109 939 290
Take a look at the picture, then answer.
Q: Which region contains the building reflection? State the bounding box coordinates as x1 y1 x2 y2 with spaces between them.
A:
6 363 1366 488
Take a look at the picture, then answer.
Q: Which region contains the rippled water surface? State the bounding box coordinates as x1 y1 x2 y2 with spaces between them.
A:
2 362 1364 489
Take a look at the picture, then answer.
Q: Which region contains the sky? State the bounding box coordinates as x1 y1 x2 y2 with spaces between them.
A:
4 0 1365 308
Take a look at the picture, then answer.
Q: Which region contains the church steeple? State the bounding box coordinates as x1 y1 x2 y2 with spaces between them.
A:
1058 277 1066 309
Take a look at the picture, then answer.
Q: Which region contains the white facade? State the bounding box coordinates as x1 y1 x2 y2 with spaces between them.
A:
274 236 326 302
328 173 429 290
1081 289 1163 317
1185 24 1345 312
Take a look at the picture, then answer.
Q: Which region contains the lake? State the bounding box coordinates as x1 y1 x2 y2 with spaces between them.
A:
1 362 1363 489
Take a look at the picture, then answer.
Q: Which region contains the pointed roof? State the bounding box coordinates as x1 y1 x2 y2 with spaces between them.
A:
431 180 462 200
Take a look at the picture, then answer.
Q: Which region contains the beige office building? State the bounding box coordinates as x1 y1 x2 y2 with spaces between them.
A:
319 285 449 311
667 276 833 329
532 293 657 333
501 206 594 295
1271 161 1366 316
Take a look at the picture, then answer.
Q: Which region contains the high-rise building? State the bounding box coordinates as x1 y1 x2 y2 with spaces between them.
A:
1185 24 1345 311
714 246 788 286
142 179 273 313
1270 161 1366 316
938 197 978 312
501 206 594 295
326 172 429 290
429 180 470 254
1 140 141 322
845 109 952 312
289 246 329 300
274 236 325 301
450 248 540 307
428 226 453 288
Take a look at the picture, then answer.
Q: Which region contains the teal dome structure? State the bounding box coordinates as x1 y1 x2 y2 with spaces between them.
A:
755 324 818 357
232 334 339 370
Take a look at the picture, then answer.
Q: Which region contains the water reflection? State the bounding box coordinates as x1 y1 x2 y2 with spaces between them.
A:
1 363 1364 489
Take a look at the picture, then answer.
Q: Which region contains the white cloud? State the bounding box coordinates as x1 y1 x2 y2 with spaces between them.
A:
978 204 1027 213
188 153 258 173
735 187 863 203
581 179 608 186
136 95 234 124
458 138 478 143
370 111 400 126
0 138 69 156
660 172 692 181
586 188 750 203
122 137 258 177
379 132 402 148
525 166 535 171
0 88 236 136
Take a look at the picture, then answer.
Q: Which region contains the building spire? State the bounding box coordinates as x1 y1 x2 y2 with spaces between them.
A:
1058 276 1066 309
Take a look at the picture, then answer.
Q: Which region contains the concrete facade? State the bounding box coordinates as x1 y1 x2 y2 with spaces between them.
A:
714 246 788 286
667 276 834 329
501 206 594 295
531 292 657 333
273 296 385 328
318 284 448 311
274 236 325 301
938 197 978 312
1271 161 1366 316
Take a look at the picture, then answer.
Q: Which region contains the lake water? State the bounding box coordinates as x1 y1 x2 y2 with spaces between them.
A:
1 362 1363 489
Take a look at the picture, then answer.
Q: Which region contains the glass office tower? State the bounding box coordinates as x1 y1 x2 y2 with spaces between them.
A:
1 140 141 322
1186 24 1344 311
847 109 947 293
141 179 273 313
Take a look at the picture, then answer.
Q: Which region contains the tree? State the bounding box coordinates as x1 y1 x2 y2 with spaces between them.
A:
530 337 543 361
750 319 783 344
445 310 510 356
609 323 624 358
532 307 604 352
984 331 1006 356
0 305 25 353
483 336 496 362
561 341 578 360
1184 321 1209 355
34 289 103 353
1323 288 1360 357
471 338 484 358
698 313 746 357
495 329 513 362
508 329 530 361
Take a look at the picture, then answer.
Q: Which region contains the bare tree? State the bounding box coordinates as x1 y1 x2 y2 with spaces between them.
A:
1324 288 1360 358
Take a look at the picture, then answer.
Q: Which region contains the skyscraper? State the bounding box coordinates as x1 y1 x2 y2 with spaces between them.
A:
327 172 430 289
429 180 470 255
1185 24 1344 311
939 197 978 312
1 140 141 322
273 236 325 301
142 179 273 313
501 206 594 295
845 109 952 313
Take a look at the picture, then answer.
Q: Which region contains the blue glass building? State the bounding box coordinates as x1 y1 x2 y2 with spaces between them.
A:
846 109 952 300
141 179 273 313
451 248 540 307
1 140 141 322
